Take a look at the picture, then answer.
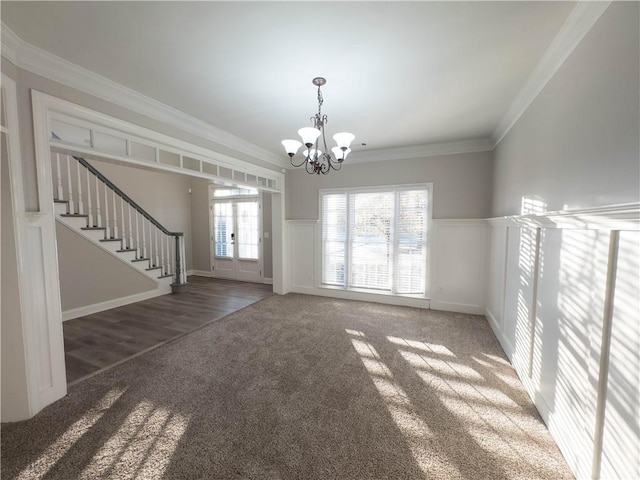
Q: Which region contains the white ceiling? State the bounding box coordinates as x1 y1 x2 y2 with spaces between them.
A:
2 1 576 161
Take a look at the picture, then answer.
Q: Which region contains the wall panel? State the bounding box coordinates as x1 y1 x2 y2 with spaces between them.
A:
486 206 639 479
600 231 640 479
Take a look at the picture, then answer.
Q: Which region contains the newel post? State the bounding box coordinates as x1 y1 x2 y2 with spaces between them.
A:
171 233 189 293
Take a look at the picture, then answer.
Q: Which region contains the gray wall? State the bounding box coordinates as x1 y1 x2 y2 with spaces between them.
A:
87 158 194 270
286 151 494 220
492 2 640 217
56 222 157 311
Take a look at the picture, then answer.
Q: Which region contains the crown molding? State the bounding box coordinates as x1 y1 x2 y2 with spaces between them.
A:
492 1 612 148
1 23 20 65
0 23 287 170
341 138 494 165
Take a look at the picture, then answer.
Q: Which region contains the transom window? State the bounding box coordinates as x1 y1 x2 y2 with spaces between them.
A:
320 185 431 296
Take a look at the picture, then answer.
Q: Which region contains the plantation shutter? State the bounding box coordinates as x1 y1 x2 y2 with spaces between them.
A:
349 192 394 291
321 185 429 296
395 190 428 294
321 193 347 286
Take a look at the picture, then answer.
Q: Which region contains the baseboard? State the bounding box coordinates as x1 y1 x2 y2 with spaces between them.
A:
187 269 213 277
290 285 431 309
430 300 485 315
263 277 273 285
62 286 171 321
485 308 515 359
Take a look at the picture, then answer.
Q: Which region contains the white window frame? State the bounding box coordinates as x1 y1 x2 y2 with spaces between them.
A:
318 183 433 299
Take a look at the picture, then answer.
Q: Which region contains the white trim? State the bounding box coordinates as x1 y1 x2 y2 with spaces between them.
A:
2 74 40 419
492 1 612 147
430 300 485 316
344 138 494 165
292 286 431 310
263 277 273 285
0 23 20 65
188 269 213 278
486 203 640 231
62 286 170 321
34 92 283 192
1 23 287 169
432 218 488 226
3 75 68 419
54 217 165 284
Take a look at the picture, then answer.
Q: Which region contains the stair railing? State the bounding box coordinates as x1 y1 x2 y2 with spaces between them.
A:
52 152 187 289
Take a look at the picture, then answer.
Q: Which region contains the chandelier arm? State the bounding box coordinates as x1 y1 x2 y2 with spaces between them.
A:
290 155 307 168
305 160 315 175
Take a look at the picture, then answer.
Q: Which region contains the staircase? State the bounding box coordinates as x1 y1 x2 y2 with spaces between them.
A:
52 152 187 290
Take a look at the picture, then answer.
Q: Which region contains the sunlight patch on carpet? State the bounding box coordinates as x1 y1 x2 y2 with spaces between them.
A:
347 330 461 478
16 388 126 480
79 401 190 479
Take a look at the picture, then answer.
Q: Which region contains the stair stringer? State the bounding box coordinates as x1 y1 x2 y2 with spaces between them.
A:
55 214 172 321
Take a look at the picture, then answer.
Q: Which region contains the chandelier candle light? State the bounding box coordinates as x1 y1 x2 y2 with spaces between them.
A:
282 77 355 175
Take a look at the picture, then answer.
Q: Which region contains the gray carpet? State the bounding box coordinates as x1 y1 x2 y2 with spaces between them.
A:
1 294 573 479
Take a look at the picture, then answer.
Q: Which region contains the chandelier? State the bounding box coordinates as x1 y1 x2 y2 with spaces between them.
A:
282 77 355 175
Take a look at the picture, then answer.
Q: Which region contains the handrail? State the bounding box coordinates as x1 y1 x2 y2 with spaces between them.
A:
73 156 183 237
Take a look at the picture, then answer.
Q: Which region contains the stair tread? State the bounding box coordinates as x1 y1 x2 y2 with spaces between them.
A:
158 273 173 279
132 257 150 262
61 214 88 218
54 199 69 204
99 238 123 242
116 248 137 253
146 266 162 271
81 227 106 231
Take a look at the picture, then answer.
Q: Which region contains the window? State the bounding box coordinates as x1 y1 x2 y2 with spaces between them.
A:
321 185 430 296
213 187 259 197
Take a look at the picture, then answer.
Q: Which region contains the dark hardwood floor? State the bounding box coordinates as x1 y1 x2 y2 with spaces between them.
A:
63 276 273 384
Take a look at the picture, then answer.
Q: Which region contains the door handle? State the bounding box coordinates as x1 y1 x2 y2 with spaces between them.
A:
231 232 235 244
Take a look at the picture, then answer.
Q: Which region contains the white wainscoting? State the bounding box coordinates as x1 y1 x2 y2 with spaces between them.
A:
429 219 488 314
287 218 487 311
485 205 639 480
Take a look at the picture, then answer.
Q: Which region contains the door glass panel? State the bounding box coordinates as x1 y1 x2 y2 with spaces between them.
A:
214 202 234 258
237 201 259 259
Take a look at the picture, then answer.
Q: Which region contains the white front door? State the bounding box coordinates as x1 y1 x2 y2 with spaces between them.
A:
211 199 262 282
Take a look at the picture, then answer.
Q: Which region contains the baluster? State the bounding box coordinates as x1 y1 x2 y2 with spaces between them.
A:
135 208 141 258
85 165 93 227
112 188 118 238
153 223 159 267
120 196 126 247
147 219 153 264
128 204 134 251
165 234 171 275
55 153 63 200
75 160 84 215
159 231 165 274
141 214 147 258
65 155 75 214
103 182 111 238
156 228 161 269
95 175 102 230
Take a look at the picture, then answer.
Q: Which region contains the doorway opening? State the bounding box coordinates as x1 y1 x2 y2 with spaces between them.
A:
210 186 264 283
